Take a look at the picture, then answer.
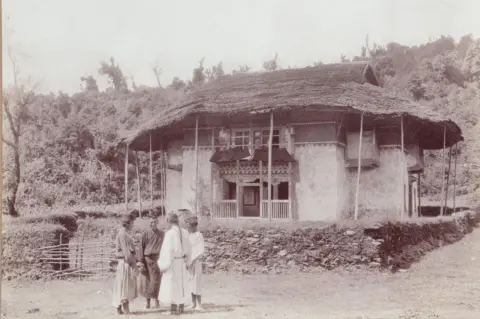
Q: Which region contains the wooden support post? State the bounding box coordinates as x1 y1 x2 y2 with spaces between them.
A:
135 152 142 217
401 115 405 219
210 127 215 216
162 151 167 217
453 143 458 213
353 112 364 220
268 112 274 222
444 146 452 214
259 160 264 218
288 161 293 220
59 233 64 271
440 124 447 216
124 144 129 211
149 133 153 209
417 172 421 217
194 116 199 216
236 160 240 218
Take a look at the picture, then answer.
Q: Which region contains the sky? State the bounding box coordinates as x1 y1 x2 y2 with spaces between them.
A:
2 0 480 94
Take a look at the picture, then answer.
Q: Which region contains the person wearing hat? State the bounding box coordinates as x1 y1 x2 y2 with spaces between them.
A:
186 216 205 311
112 214 139 315
157 212 192 315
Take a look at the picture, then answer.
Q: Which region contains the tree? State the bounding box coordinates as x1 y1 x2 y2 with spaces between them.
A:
232 64 251 74
98 57 128 92
192 58 206 86
152 64 162 88
340 54 350 63
80 75 99 92
2 48 37 216
263 53 279 71
205 62 225 81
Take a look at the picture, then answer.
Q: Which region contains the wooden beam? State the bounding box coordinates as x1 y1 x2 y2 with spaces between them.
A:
210 127 215 216
417 172 421 217
268 112 274 222
288 161 293 220
194 115 199 216
453 143 458 213
135 151 142 217
440 124 447 216
236 160 240 218
259 160 263 218
401 115 405 219
444 146 453 214
149 133 153 209
354 112 364 220
124 144 129 211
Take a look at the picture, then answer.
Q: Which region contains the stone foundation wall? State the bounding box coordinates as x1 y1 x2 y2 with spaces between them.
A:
200 211 479 274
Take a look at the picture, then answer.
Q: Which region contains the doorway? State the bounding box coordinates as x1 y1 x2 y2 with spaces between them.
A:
241 184 260 217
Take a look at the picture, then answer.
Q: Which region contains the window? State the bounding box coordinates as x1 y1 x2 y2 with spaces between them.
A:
232 130 250 148
255 129 280 149
230 128 280 149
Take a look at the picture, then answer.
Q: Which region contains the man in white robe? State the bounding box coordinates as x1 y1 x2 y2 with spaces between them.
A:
158 213 191 315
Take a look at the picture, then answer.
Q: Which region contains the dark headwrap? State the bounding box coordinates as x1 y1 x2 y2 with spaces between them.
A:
121 214 134 228
166 213 179 225
187 216 198 226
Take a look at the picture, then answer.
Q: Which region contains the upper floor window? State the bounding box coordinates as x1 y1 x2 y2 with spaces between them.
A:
231 128 280 149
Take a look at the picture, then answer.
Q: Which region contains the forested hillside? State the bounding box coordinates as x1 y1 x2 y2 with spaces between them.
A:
3 35 480 215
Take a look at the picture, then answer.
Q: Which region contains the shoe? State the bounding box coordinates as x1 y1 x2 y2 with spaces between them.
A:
196 305 204 312
116 306 124 315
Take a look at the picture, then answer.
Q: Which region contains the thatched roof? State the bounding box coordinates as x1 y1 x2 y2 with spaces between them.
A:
120 62 463 151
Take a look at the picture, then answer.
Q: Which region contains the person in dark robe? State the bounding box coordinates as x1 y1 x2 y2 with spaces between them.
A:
136 216 164 309
112 214 138 315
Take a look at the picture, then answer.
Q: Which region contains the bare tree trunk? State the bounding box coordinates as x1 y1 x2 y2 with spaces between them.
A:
8 143 21 217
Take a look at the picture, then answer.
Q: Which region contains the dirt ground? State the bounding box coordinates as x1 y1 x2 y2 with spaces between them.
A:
3 229 480 319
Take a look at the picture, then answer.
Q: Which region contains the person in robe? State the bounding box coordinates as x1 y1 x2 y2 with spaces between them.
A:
157 213 192 315
112 214 139 315
186 216 205 311
136 216 164 309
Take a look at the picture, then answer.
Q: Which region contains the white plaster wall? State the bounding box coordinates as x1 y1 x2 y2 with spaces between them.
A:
336 146 350 218
181 148 214 212
294 144 340 221
165 139 183 213
346 148 408 218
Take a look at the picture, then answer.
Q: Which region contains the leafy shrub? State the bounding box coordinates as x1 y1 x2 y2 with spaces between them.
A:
73 210 108 219
12 212 78 232
2 222 71 280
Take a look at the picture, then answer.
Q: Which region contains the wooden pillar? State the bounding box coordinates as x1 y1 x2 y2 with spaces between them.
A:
162 150 167 216
267 111 274 222
135 151 142 217
236 160 240 218
353 112 364 220
440 124 447 216
417 172 421 217
453 143 458 213
400 115 405 219
194 116 199 216
124 144 129 211
149 133 153 209
259 160 264 218
210 127 215 215
444 146 453 214
159 145 164 213
288 161 293 220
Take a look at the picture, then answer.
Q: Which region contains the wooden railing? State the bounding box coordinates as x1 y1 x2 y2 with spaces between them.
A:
261 200 291 219
212 200 237 218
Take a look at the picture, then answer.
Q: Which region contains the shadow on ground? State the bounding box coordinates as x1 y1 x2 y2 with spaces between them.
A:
129 303 244 316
